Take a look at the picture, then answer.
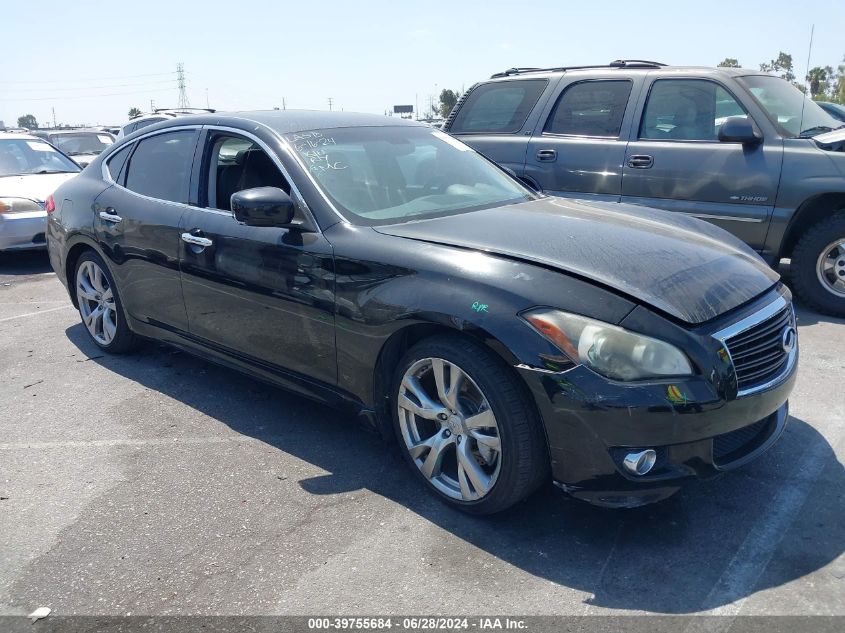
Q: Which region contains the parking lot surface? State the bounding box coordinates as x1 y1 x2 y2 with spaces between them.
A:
0 250 843 617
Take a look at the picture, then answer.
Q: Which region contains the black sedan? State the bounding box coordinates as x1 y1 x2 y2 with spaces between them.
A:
46 111 798 513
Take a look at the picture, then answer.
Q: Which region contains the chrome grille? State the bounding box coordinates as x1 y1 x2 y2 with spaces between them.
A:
723 301 795 394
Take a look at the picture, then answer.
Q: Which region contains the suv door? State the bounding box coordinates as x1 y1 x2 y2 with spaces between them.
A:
93 128 199 332
621 77 782 249
524 77 639 200
178 129 336 385
446 78 554 178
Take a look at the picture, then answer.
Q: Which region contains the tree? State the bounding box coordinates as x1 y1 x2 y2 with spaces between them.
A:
833 56 845 104
17 114 38 130
128 107 142 119
760 52 795 83
438 89 461 119
806 66 833 98
718 58 740 68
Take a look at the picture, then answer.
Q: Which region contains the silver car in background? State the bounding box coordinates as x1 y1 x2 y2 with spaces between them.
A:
31 129 115 167
0 133 80 251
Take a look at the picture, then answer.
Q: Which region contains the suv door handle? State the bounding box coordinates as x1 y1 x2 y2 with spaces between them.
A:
98 210 122 223
627 154 654 169
181 232 213 248
536 149 557 162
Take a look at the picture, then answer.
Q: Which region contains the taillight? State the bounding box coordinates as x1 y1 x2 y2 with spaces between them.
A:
45 195 56 214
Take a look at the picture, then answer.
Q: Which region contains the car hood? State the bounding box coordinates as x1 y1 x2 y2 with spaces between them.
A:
0 172 77 202
65 153 98 167
374 197 780 324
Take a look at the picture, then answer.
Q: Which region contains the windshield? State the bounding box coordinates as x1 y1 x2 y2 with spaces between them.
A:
51 132 115 156
0 138 81 177
738 75 842 138
285 126 536 225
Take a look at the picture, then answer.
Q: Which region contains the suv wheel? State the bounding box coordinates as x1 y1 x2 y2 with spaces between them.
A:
74 251 137 353
792 212 845 316
391 335 548 514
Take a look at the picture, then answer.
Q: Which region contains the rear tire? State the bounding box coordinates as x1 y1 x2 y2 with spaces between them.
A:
791 212 845 317
73 250 137 354
391 334 549 514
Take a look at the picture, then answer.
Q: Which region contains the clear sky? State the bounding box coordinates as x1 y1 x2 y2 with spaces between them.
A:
2 0 844 127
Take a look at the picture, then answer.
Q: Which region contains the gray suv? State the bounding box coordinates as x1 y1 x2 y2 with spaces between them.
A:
444 60 845 316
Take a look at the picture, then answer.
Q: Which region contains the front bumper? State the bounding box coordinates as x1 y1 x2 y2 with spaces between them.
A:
0 210 48 251
517 302 798 508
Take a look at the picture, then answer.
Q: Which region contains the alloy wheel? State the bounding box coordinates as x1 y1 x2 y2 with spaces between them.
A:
397 357 502 501
816 239 845 298
76 260 118 345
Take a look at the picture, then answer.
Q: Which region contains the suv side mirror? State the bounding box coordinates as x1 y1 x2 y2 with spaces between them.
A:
231 187 298 228
718 117 762 146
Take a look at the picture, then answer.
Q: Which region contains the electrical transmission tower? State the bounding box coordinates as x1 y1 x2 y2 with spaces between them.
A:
176 63 190 109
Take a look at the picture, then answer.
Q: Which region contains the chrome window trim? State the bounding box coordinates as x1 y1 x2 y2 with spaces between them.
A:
100 124 202 187
712 295 797 398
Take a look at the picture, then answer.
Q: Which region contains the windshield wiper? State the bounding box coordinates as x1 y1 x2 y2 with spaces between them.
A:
29 169 79 174
798 125 834 138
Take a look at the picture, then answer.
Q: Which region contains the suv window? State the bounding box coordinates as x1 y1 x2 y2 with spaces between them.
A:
105 143 132 183
205 134 290 211
545 80 632 137
124 130 196 203
640 79 747 141
449 79 547 134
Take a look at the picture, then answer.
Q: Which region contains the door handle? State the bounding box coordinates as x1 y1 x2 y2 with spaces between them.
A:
536 149 557 162
627 154 654 169
98 210 122 223
181 232 213 248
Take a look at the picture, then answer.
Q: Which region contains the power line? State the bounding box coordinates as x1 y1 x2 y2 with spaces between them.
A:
1 71 178 85
1 88 178 102
9 79 178 93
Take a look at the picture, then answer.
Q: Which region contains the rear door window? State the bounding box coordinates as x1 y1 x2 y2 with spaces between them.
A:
449 79 547 134
124 130 197 203
544 80 632 137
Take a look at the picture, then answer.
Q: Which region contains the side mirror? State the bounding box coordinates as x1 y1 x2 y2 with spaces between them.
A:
718 116 762 146
231 187 297 228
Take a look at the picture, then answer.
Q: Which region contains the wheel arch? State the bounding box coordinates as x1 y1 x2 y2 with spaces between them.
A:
370 319 532 442
780 192 845 259
64 237 105 308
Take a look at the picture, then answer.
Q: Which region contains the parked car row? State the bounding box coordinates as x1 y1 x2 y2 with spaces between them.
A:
47 108 798 513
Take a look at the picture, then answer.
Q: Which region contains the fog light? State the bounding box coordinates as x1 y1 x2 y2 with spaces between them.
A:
622 449 657 476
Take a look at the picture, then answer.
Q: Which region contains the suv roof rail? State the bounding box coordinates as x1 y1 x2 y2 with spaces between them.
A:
490 59 667 78
152 107 216 114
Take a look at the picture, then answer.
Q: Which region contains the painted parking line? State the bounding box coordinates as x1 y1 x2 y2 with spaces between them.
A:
0 305 74 322
683 430 844 631
0 435 291 451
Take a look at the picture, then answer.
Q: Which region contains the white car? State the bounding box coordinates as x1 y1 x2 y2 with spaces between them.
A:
0 133 80 251
32 129 115 168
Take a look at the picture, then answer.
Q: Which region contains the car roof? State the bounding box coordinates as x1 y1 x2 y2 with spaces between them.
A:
41 128 112 135
0 132 41 141
151 109 423 135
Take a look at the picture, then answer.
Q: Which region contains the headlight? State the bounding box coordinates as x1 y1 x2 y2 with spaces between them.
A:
523 308 693 381
0 197 43 215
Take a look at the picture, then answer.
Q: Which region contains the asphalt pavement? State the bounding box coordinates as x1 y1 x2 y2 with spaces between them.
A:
0 250 843 618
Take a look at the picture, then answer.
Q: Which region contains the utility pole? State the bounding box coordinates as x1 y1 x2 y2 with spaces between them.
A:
282 97 286 110
52 107 56 128
177 62 190 109
205 88 210 109
328 97 333 111
150 99 155 112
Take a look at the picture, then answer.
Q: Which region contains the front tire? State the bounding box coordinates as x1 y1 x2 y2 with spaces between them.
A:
791 212 845 317
391 335 549 514
74 251 136 353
